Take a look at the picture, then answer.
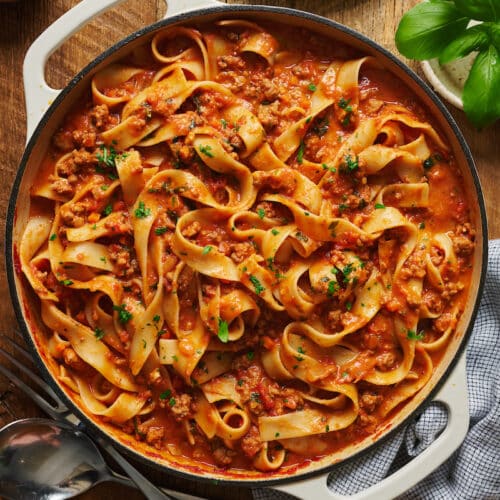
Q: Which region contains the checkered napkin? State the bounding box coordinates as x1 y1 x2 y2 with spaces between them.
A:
254 239 500 500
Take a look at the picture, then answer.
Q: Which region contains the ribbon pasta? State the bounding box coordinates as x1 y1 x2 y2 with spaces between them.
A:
20 19 475 474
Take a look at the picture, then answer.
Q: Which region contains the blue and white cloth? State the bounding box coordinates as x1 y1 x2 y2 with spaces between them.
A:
255 240 500 500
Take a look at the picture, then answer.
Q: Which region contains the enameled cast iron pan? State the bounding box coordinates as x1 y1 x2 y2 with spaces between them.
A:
5 1 488 498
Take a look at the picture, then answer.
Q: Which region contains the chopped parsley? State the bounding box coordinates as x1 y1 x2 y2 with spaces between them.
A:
220 118 228 129
407 329 425 341
96 144 118 168
313 117 329 137
134 201 151 219
49 234 57 241
297 140 305 164
59 279 73 286
419 222 426 229
169 397 176 407
153 314 160 324
247 350 255 360
327 280 339 297
343 154 359 172
217 317 229 343
100 185 109 191
271 228 280 236
202 245 213 255
375 203 386 209
199 145 214 158
322 163 336 173
338 97 353 127
249 275 265 295
423 157 435 169
102 204 112 217
94 327 105 340
155 226 168 235
345 301 353 311
308 83 317 92
295 231 309 242
113 304 132 324
257 208 265 219
159 389 172 400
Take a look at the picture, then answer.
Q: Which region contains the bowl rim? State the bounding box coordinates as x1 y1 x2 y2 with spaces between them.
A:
5 2 489 487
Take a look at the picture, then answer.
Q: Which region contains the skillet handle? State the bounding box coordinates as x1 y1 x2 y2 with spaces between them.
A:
162 0 223 18
22 0 223 140
273 353 469 500
23 0 127 141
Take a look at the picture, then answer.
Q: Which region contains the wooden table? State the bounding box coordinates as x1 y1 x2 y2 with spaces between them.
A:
0 1 498 499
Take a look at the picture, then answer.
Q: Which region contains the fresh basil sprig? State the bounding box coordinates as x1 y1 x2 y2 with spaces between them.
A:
395 0 500 128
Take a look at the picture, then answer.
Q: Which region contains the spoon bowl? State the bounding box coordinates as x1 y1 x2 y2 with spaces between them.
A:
0 418 138 500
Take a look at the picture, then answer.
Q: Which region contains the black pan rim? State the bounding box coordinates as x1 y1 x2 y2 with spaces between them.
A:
5 2 489 489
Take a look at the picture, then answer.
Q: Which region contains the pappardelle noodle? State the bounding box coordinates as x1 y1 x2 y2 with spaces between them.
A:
21 20 475 473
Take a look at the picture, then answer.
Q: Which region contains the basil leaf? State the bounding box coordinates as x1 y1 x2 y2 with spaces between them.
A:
395 2 469 60
439 25 490 63
453 0 500 22
462 44 500 128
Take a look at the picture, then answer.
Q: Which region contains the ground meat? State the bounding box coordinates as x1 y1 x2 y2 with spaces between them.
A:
212 445 236 466
177 267 195 294
89 104 111 129
451 223 475 257
217 55 246 71
257 101 280 130
434 312 456 333
360 392 383 413
229 242 254 263
270 386 304 414
62 347 88 372
60 202 86 227
145 426 164 449
182 221 201 238
169 393 193 422
50 177 74 196
53 129 76 152
241 425 262 458
108 244 138 278
400 248 426 280
243 75 279 103
72 128 96 149
441 281 464 300
253 169 297 195
422 289 444 315
375 351 398 371
430 245 445 267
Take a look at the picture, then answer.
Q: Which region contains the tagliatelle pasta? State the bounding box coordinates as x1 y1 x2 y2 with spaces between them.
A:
21 20 476 473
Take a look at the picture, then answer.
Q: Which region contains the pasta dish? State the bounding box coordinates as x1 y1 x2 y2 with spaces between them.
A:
19 20 475 473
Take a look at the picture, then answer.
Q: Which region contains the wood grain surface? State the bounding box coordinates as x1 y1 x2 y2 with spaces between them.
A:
0 1 498 499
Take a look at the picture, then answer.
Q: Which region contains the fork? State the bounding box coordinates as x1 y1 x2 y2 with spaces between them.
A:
0 332 205 500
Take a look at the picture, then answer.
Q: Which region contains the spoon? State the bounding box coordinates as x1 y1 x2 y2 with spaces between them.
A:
0 418 173 500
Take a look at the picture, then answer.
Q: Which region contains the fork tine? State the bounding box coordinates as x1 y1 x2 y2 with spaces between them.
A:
0 337 63 408
0 361 60 420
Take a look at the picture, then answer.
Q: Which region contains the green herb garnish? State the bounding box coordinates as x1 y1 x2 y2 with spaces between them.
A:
159 389 172 400
113 304 132 324
199 145 214 158
249 275 265 295
202 245 213 255
297 140 305 164
155 226 168 235
395 1 500 128
217 317 229 343
134 201 151 219
407 329 425 341
375 203 386 209
94 327 105 340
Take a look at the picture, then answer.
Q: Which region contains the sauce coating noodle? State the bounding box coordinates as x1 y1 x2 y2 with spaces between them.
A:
21 20 475 473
